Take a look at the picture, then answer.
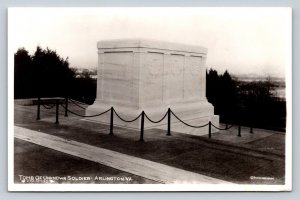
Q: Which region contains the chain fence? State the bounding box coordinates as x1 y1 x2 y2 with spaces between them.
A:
36 97 250 141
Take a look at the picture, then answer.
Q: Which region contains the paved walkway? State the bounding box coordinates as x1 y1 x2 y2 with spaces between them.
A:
15 126 232 184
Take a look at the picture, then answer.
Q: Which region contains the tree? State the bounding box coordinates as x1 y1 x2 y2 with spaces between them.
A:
14 46 97 104
14 46 72 98
206 69 286 130
206 68 220 111
237 77 285 130
79 69 93 80
206 69 238 123
218 70 239 122
14 48 33 98
32 46 72 97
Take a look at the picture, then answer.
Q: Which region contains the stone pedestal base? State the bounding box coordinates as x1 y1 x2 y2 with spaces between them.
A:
85 100 219 136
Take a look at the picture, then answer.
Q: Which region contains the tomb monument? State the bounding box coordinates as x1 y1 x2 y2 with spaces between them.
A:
86 39 219 135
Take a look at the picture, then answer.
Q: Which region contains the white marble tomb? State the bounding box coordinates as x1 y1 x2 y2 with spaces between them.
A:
86 39 219 135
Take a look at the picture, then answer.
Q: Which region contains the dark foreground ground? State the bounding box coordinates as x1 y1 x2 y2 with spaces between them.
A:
14 139 156 184
14 102 286 184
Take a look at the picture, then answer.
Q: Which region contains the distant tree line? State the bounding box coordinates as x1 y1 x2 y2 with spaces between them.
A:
14 46 96 104
206 69 286 131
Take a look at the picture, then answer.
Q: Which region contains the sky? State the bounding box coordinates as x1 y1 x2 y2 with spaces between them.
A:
9 7 291 78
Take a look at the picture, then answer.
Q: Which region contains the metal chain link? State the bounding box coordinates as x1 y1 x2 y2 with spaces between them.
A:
69 99 86 109
41 103 56 109
170 110 209 128
69 98 88 105
211 123 234 130
60 104 111 118
144 111 168 124
113 108 142 123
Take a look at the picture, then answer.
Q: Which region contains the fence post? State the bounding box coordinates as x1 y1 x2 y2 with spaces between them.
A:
250 126 253 134
139 111 145 142
109 107 114 135
238 125 241 137
167 108 171 136
64 97 68 117
208 121 212 139
36 97 41 120
55 99 59 124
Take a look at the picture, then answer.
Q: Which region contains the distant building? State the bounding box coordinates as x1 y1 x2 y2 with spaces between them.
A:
75 68 97 79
